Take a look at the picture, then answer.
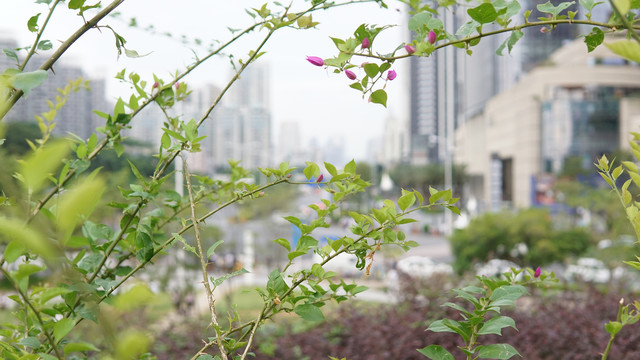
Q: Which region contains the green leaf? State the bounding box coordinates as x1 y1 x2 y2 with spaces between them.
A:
8 69 48 97
605 321 623 336
324 162 338 177
37 40 53 51
364 63 380 78
477 343 521 359
536 1 575 17
398 192 416 211
18 337 41 349
584 27 604 52
478 316 517 335
496 30 524 55
4 240 26 262
467 3 498 24
344 159 357 175
370 89 387 107
56 177 106 233
294 304 325 322
20 139 69 193
64 342 100 354
605 40 640 64
0 218 54 258
53 318 75 342
427 319 459 334
274 238 291 252
417 345 455 360
211 268 249 288
207 240 224 258
68 0 86 10
303 162 320 180
28 13 41 32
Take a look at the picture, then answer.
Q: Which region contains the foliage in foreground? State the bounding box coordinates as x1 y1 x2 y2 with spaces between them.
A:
254 275 640 360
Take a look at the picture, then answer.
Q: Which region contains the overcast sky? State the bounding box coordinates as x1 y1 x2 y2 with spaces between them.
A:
1 0 410 161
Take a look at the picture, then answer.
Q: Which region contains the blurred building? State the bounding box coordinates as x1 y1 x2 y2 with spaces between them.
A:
1 39 109 139
454 37 640 211
393 0 584 167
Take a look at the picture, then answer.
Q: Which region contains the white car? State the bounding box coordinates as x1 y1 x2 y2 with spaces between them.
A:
396 256 453 278
475 259 519 278
565 257 612 283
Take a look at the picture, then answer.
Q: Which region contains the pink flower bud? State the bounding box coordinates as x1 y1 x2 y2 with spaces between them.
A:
428 30 437 45
345 69 357 80
175 82 180 90
387 70 397 81
317 174 324 182
306 56 324 66
152 82 159 89
534 267 541 278
362 37 370 49
404 44 416 54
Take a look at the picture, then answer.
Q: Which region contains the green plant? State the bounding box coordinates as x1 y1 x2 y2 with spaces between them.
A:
418 268 556 360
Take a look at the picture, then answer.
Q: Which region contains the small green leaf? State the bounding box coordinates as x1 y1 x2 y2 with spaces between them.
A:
9 69 48 98
64 342 100 354
207 240 224 258
467 3 498 24
18 337 41 349
364 63 380 78
4 240 26 262
37 40 52 51
53 318 75 342
370 89 387 107
28 13 41 32
211 268 249 288
417 345 455 360
605 321 623 336
20 140 69 193
274 238 291 251
477 343 521 359
398 192 416 211
584 27 604 52
478 316 518 335
294 304 325 322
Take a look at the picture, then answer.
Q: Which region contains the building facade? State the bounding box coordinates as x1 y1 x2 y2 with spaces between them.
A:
454 38 640 211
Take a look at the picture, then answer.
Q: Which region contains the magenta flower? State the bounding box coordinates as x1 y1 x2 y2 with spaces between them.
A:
345 69 357 80
428 30 437 45
306 56 324 66
152 82 159 89
405 44 416 54
387 70 397 81
534 267 541 278
317 174 324 183
362 37 370 49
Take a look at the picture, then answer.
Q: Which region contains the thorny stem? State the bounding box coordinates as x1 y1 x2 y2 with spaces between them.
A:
19 0 63 72
182 153 229 360
0 0 126 121
601 298 625 360
0 267 64 360
195 203 439 354
347 19 633 62
608 0 640 44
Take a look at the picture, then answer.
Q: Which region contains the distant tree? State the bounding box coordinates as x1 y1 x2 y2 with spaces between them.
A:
450 208 592 273
0 121 40 155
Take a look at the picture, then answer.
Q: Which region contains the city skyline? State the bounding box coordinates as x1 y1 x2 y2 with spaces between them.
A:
1 1 408 162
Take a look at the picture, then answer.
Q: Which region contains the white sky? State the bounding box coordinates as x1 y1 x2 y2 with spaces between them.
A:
1 0 410 161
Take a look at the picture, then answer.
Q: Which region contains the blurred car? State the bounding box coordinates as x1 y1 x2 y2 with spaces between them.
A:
396 256 453 278
565 257 615 283
475 259 519 278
